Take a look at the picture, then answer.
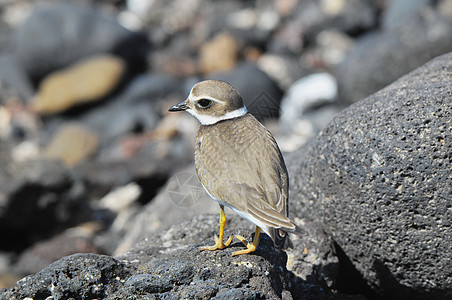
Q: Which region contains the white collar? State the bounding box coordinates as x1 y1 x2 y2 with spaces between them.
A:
187 106 248 125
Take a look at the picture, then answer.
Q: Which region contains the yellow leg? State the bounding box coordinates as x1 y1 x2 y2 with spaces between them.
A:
232 226 261 256
200 205 233 251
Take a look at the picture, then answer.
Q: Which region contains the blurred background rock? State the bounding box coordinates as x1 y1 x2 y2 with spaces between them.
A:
0 0 450 298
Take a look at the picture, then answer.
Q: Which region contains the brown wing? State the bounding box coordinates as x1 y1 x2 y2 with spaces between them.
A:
195 114 292 231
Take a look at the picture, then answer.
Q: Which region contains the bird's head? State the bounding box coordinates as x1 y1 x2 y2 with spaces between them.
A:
169 80 247 125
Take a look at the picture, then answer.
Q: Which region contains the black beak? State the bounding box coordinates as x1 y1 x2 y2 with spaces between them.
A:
169 100 189 112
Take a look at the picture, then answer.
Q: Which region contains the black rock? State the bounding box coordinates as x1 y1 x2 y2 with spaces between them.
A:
1 209 364 299
0 253 129 300
0 152 88 251
290 52 452 298
336 3 452 104
209 62 283 121
0 222 291 299
14 4 148 81
116 210 344 298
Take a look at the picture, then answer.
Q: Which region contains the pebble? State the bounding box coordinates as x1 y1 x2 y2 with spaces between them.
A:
11 140 40 162
280 72 337 131
257 54 307 89
199 32 239 75
98 182 142 213
31 55 125 115
44 123 98 166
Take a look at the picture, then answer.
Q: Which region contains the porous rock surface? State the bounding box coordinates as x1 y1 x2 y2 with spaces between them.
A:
0 215 342 300
290 52 452 298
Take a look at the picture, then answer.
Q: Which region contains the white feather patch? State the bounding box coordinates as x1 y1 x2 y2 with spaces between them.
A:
188 106 248 125
201 183 273 237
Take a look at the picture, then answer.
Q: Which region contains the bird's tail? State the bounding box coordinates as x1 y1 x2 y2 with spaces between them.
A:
272 228 294 250
271 221 306 250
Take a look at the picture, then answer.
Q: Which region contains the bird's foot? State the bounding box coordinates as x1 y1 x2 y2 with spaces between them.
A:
232 235 257 256
200 235 233 251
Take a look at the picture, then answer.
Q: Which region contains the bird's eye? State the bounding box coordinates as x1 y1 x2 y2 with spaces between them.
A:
197 99 212 108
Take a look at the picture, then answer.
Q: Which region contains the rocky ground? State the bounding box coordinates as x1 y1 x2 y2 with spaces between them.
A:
0 0 451 299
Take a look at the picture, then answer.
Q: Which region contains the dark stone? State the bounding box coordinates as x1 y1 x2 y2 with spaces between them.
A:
125 274 173 293
14 228 102 276
0 54 34 102
0 19 12 53
382 0 432 30
0 224 290 299
79 73 181 147
119 226 294 299
113 166 220 254
119 211 344 298
269 0 376 54
1 211 364 299
336 3 452 104
73 136 192 199
295 0 377 37
209 62 283 121
290 52 452 298
0 155 88 251
0 253 129 300
58 74 187 197
14 4 148 81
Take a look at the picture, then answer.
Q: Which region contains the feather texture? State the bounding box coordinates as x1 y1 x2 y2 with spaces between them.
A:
195 113 295 249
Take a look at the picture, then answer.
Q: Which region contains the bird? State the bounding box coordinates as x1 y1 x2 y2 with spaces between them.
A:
169 80 298 256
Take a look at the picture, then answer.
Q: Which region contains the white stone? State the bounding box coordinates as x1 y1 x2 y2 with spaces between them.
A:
280 73 337 130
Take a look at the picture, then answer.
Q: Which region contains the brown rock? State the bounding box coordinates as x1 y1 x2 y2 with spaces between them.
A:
0 272 22 290
31 54 125 114
199 32 239 75
44 123 98 166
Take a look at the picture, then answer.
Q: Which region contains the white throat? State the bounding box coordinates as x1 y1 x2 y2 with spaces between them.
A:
188 106 248 125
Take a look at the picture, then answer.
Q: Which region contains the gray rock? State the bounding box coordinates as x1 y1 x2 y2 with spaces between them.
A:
114 165 220 255
0 19 12 53
114 183 342 297
79 73 181 147
0 253 128 300
0 152 88 250
14 4 148 81
209 62 282 121
74 135 192 198
382 0 432 30
1 214 350 299
297 0 377 37
13 225 102 276
0 54 34 102
59 74 188 196
257 54 309 90
336 3 452 104
290 52 452 298
269 0 376 54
